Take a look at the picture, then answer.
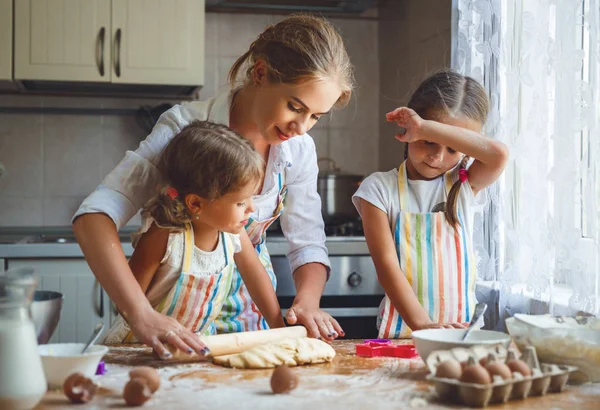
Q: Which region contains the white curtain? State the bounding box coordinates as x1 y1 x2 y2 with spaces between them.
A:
453 0 600 328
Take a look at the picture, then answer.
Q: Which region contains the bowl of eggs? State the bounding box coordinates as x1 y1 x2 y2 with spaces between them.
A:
38 343 109 388
411 329 511 362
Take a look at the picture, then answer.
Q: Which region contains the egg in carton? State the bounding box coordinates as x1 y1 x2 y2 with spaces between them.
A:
425 344 578 408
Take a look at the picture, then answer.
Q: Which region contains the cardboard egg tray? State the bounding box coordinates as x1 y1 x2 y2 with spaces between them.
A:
425 344 578 408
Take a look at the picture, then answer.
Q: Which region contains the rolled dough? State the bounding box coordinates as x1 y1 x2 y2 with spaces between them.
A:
212 337 336 369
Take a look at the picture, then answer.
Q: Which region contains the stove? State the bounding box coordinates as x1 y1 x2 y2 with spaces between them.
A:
268 218 384 339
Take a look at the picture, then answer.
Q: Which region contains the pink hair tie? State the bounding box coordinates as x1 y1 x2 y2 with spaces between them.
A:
458 169 469 183
166 186 179 200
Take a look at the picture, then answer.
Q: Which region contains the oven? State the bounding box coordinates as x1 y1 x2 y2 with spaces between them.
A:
267 220 384 339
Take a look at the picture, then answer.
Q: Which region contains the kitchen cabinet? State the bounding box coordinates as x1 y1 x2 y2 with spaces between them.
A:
7 259 111 344
111 0 205 85
14 0 112 82
14 0 205 86
0 0 11 80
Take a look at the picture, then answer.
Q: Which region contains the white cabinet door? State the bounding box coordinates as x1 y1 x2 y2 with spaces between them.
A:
14 0 111 82
0 0 12 80
7 259 111 344
111 0 204 85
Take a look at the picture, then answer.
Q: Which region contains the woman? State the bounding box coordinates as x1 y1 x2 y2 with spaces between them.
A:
73 14 355 359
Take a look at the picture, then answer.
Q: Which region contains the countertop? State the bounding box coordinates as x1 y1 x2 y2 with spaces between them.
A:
35 340 600 410
0 227 369 258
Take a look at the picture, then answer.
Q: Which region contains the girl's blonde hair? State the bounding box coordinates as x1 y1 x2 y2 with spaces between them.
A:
407 69 489 227
228 14 354 109
144 121 264 230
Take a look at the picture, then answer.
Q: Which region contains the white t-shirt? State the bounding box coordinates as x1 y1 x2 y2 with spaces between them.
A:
352 165 486 239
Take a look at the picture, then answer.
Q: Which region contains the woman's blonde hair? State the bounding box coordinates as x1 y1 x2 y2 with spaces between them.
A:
407 69 489 227
228 14 354 109
144 121 264 230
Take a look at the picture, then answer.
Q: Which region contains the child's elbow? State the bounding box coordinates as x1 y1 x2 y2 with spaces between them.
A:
492 140 510 169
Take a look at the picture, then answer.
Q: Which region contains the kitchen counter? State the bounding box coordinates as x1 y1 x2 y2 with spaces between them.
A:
0 227 368 258
35 340 600 410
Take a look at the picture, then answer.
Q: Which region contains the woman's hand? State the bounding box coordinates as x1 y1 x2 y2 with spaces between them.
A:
285 301 344 341
385 107 424 143
127 306 209 360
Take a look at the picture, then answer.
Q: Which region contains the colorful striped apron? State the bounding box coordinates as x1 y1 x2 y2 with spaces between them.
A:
377 162 477 339
214 172 287 333
124 224 237 342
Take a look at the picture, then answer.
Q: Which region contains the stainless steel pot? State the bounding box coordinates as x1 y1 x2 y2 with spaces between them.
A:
317 158 363 223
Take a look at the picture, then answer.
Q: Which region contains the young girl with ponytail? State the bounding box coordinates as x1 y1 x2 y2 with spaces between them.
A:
103 121 284 349
353 70 509 338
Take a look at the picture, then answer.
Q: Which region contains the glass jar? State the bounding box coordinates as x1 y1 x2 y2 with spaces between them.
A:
0 267 47 409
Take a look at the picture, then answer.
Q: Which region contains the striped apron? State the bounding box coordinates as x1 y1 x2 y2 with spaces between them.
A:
377 162 477 339
214 172 287 333
123 224 237 342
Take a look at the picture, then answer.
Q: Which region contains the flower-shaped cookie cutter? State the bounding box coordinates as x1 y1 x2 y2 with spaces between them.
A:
355 339 419 358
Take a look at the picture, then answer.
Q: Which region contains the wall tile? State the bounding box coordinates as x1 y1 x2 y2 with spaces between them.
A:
217 13 277 58
43 115 104 196
329 128 378 177
101 115 146 177
43 196 85 226
308 128 329 161
198 57 219 99
0 114 43 197
0 94 43 108
0 197 43 226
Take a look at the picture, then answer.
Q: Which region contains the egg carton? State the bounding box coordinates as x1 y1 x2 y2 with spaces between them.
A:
425 344 578 408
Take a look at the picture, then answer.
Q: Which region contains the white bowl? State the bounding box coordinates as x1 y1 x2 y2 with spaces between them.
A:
38 343 108 388
411 329 511 362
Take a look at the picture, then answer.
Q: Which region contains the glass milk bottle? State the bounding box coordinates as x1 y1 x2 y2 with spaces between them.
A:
0 268 47 409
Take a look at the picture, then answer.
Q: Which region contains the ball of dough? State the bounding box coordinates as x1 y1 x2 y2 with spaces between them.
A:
270 365 299 394
129 366 161 392
123 377 153 406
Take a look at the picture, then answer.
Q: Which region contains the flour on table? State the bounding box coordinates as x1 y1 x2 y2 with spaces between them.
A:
212 337 336 369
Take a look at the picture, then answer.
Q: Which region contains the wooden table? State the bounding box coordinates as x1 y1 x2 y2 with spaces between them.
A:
35 340 600 409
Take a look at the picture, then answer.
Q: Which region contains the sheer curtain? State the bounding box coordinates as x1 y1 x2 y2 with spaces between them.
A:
453 0 600 329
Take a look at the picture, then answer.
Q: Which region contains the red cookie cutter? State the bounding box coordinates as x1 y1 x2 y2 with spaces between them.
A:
355 339 419 358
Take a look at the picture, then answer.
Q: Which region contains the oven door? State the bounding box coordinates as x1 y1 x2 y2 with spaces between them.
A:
272 255 384 339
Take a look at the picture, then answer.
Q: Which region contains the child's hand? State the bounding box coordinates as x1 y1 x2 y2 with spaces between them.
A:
285 302 344 341
128 307 209 359
417 322 467 330
385 107 424 143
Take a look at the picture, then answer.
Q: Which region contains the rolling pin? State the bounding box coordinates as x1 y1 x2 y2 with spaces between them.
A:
166 326 307 359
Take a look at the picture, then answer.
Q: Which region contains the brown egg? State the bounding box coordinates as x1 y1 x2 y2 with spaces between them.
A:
129 366 161 392
459 363 492 385
485 360 513 380
63 372 97 403
435 359 462 379
507 359 532 377
270 365 299 394
123 377 153 406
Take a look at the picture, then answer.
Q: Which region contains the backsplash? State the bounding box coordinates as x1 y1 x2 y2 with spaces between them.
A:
0 12 379 227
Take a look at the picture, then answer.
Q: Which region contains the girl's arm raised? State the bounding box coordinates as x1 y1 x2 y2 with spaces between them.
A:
387 107 509 195
360 199 464 331
234 230 286 329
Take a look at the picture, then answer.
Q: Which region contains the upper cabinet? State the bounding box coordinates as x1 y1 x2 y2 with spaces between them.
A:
13 0 205 87
112 0 205 85
0 0 12 80
14 0 112 82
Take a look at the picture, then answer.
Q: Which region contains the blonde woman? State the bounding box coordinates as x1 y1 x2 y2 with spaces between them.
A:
73 14 354 358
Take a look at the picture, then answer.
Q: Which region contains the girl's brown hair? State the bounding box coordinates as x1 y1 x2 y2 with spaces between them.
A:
228 14 354 109
407 70 489 227
144 120 264 230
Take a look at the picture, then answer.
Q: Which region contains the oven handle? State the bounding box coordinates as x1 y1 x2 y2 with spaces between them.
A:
281 307 379 318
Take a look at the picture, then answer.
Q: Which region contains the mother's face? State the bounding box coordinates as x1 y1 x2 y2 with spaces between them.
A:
251 67 342 145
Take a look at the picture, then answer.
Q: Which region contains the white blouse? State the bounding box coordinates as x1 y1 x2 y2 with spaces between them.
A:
73 89 330 274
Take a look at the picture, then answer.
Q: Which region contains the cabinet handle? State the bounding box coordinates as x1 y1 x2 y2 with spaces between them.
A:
93 280 104 318
113 28 122 77
96 27 105 76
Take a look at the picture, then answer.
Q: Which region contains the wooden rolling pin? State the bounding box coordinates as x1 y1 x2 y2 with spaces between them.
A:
166 326 307 359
